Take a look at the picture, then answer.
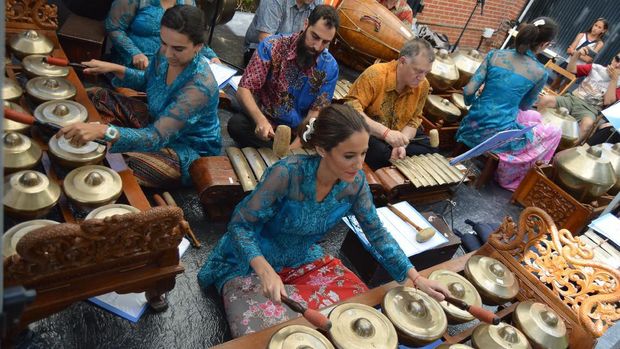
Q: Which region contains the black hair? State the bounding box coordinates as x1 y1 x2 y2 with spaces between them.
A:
587 18 608 39
307 5 340 30
515 17 558 54
161 5 206 45
298 104 369 151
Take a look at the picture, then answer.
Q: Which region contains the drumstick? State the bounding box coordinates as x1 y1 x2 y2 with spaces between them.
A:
386 204 435 243
44 56 88 69
161 192 201 248
280 295 332 331
3 107 107 145
443 296 500 325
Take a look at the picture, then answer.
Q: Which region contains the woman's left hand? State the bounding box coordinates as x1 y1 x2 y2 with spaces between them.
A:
210 57 222 64
56 123 108 147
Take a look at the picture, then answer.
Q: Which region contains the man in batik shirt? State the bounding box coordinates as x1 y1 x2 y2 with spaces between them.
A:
229 5 339 148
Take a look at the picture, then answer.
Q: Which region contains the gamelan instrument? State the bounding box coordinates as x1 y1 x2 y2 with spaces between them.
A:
3 219 60 258
464 255 519 305
451 49 484 90
552 145 616 203
471 323 531 349
267 325 334 349
329 0 415 71
374 153 466 204
424 94 462 124
427 49 460 93
3 78 24 101
25 76 77 103
23 55 70 78
381 286 446 346
191 147 383 220
44 56 88 70
63 165 123 208
512 300 568 349
4 170 61 220
540 107 579 150
599 143 620 194
3 132 43 174
9 29 54 59
428 270 483 324
328 302 398 349
4 101 30 133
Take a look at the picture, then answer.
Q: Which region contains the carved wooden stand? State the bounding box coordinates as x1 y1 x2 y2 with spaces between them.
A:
512 165 612 233
4 0 185 341
212 207 618 348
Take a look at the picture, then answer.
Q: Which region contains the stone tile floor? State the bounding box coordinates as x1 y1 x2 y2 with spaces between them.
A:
12 11 524 348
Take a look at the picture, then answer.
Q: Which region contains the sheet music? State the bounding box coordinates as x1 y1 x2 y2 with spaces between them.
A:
449 126 534 166
88 238 191 322
588 213 620 247
228 76 242 91
208 63 237 88
343 201 448 259
601 101 620 133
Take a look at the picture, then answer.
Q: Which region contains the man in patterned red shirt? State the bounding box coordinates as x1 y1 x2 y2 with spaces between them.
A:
378 0 413 26
228 5 339 148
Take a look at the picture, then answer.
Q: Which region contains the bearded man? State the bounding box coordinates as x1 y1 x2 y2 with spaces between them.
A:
228 5 339 148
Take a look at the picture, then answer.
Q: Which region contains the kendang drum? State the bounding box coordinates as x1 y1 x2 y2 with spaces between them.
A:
330 0 415 71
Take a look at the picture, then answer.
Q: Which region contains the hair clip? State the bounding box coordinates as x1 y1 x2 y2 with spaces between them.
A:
302 117 317 142
533 19 546 27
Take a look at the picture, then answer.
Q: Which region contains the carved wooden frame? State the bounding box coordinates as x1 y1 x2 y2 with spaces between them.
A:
5 0 58 30
485 206 620 339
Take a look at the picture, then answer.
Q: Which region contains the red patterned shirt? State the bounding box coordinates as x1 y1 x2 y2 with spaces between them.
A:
239 32 339 128
378 0 413 26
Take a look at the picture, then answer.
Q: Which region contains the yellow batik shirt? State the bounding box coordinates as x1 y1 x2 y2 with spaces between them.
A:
344 60 429 131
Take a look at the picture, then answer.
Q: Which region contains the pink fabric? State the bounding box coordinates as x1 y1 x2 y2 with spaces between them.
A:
495 110 562 191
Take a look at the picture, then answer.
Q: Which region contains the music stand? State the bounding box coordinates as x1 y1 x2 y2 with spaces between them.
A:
441 126 535 230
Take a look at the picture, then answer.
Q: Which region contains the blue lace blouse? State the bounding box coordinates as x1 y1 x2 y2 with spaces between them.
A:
456 49 547 153
198 155 413 292
106 0 217 68
110 53 221 185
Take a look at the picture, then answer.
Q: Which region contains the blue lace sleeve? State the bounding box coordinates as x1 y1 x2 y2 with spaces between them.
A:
463 50 491 106
105 0 142 58
112 66 146 91
351 178 413 282
227 163 291 266
200 45 218 60
110 69 212 153
520 70 547 110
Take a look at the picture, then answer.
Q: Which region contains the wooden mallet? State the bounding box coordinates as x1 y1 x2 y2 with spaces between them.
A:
387 204 436 242
443 296 501 325
155 192 201 248
280 295 332 331
272 125 291 158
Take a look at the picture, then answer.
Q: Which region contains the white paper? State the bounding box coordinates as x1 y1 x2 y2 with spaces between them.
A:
342 202 448 259
602 102 620 133
89 238 191 322
588 213 620 247
228 76 242 91
208 63 237 88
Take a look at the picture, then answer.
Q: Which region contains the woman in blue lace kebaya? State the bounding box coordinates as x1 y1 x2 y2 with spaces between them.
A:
56 5 221 188
106 0 220 70
456 17 562 191
198 104 449 337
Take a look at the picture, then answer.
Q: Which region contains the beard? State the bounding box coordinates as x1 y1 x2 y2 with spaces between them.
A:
296 31 319 70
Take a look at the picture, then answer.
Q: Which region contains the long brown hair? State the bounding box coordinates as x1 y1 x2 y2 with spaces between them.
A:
298 104 369 151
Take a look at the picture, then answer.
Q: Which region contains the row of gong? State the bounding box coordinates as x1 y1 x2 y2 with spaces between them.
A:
267 256 568 349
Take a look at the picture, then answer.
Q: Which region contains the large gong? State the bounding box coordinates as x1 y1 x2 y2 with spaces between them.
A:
196 0 237 27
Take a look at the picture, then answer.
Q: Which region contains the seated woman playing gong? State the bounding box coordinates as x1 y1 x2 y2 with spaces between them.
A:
198 104 449 337
57 5 221 188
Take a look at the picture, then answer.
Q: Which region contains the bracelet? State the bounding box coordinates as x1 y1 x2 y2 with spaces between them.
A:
382 128 390 140
412 274 421 287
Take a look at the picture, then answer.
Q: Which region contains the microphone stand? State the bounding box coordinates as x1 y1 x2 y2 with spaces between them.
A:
451 0 485 53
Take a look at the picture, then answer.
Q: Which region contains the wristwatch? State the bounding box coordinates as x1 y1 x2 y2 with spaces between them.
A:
103 125 119 142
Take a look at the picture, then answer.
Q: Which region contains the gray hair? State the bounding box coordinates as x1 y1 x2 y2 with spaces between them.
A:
399 38 435 62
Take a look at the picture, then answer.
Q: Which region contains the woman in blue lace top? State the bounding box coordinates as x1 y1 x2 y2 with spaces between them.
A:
456 17 562 191
57 5 221 188
198 104 449 337
106 0 220 70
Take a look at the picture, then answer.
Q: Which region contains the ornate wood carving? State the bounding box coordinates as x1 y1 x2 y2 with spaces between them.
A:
522 180 575 226
3 207 184 286
489 207 620 338
6 0 58 30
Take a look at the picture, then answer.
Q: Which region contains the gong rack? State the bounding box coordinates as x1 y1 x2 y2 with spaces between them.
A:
3 1 184 341
213 207 619 349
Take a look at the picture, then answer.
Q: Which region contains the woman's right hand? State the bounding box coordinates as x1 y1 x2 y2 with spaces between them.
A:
251 256 288 302
82 59 123 75
132 53 149 70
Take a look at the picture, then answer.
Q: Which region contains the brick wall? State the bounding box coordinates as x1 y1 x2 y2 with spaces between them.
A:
416 0 528 52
